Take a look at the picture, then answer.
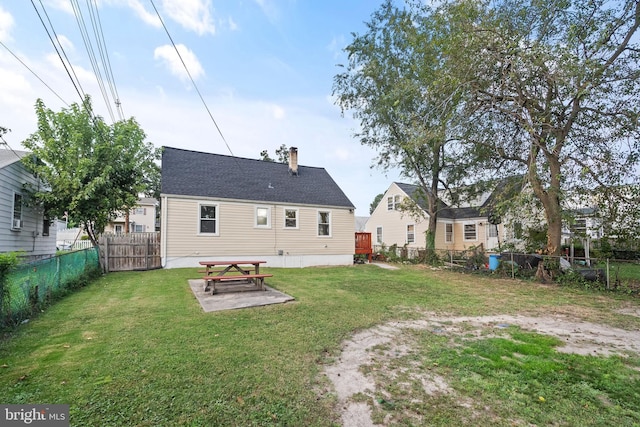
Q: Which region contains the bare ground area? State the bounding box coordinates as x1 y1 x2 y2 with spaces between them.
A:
322 308 640 427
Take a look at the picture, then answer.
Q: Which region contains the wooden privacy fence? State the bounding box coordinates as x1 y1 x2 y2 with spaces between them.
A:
98 232 161 272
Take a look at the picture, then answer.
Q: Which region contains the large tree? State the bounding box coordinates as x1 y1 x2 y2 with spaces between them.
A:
22 97 160 246
333 0 465 260
441 0 640 255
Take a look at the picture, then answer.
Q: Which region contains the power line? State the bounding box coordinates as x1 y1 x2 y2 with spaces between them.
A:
89 0 125 119
31 0 89 109
0 40 69 106
70 0 115 122
148 0 235 158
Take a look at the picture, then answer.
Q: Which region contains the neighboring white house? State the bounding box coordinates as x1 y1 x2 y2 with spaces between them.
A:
366 179 525 254
0 149 56 260
104 197 159 234
160 146 356 268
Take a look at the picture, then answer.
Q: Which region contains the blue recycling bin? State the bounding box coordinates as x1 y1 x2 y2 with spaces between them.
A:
489 254 501 271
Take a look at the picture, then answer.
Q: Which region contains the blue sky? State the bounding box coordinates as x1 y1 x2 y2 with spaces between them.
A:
0 0 403 216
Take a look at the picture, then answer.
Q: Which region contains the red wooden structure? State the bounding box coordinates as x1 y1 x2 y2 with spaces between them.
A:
355 232 373 263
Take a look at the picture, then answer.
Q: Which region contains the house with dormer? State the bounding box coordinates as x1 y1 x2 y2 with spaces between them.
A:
365 179 524 254
160 146 356 268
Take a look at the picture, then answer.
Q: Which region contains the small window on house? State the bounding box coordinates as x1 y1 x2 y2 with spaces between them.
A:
135 207 146 215
488 224 499 238
200 204 218 234
376 226 383 244
407 224 415 244
318 210 331 236
115 224 123 234
387 196 394 210
42 217 50 236
11 193 23 230
256 206 270 228
445 223 453 243
284 208 298 228
394 195 401 210
134 224 145 233
464 223 477 241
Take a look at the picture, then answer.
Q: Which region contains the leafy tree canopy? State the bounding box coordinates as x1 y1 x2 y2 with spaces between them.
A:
21 96 161 245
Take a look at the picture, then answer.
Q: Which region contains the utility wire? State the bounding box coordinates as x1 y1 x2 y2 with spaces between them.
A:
70 0 115 122
31 0 89 109
0 40 69 106
149 0 235 158
89 0 124 119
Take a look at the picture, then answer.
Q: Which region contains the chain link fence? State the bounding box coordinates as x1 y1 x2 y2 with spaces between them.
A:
1 247 101 328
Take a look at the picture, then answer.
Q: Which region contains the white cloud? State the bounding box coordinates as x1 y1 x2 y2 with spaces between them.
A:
327 35 346 60
271 104 285 120
0 6 14 42
161 0 215 35
228 16 238 31
153 44 205 82
121 0 162 28
45 0 74 15
56 35 74 52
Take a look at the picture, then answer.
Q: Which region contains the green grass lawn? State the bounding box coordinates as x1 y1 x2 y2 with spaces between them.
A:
1 265 639 426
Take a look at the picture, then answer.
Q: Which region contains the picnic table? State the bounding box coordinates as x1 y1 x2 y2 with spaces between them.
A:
199 260 272 294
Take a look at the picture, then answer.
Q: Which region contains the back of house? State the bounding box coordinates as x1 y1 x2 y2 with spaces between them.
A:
160 146 356 268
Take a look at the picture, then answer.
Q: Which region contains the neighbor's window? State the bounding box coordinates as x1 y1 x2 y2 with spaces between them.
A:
134 224 145 233
42 217 50 237
12 192 22 230
134 207 146 215
256 206 270 228
445 223 453 243
488 224 499 238
387 196 394 210
284 208 298 228
318 210 331 236
200 204 218 234
407 224 415 244
376 226 383 244
464 223 477 241
394 195 401 210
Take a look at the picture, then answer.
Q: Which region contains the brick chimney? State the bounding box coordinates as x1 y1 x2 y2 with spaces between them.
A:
288 146 298 175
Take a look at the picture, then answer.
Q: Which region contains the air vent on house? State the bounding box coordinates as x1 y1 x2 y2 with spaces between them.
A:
12 219 22 229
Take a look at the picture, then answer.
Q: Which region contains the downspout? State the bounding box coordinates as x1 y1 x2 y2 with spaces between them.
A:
161 195 167 268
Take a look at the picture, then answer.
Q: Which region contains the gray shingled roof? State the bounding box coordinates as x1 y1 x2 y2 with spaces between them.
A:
395 177 523 220
161 146 355 208
0 149 28 169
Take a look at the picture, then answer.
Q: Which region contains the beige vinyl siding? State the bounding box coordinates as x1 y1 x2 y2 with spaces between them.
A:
164 197 354 257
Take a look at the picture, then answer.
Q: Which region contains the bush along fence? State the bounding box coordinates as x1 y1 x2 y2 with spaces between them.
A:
370 244 639 294
0 247 101 328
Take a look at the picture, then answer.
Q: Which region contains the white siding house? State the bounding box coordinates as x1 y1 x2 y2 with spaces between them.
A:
0 150 56 260
160 147 356 268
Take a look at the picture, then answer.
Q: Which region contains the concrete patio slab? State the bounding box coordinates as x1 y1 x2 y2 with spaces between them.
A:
188 279 295 312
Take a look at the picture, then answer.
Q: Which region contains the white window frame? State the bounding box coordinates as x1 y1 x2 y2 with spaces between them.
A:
376 226 383 244
11 192 23 230
406 224 415 244
199 203 219 235
394 195 401 210
387 196 394 211
255 206 271 228
464 222 477 241
134 224 145 233
283 207 299 229
317 210 331 237
445 222 454 243
487 223 499 238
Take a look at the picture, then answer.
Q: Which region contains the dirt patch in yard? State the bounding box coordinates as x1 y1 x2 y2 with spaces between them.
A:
322 310 640 427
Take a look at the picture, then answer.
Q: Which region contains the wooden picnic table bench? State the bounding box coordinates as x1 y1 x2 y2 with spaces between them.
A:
199 260 270 294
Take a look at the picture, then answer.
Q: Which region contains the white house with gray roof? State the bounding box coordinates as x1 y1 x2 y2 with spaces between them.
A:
0 149 56 260
160 146 356 268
